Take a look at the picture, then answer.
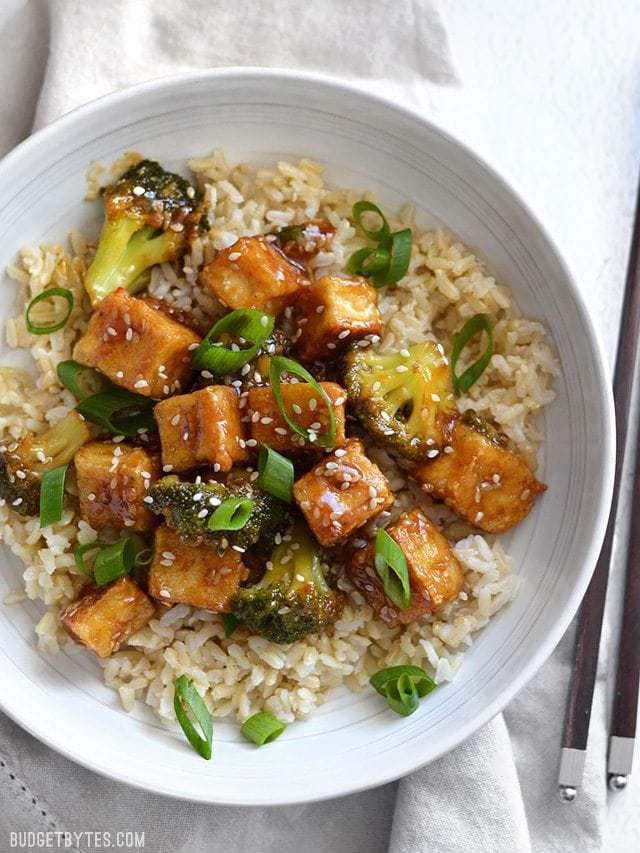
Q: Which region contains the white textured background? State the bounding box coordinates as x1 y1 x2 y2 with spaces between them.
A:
1 0 639 845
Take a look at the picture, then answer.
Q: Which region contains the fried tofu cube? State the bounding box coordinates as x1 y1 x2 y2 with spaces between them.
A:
74 441 161 531
73 289 200 399
293 439 393 546
60 577 155 658
200 236 303 313
347 508 464 626
148 526 248 611
293 275 384 362
155 386 248 473
247 381 347 453
413 413 547 533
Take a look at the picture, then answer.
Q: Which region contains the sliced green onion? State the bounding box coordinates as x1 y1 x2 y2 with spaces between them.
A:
450 313 494 396
76 387 156 436
352 201 390 242
207 496 253 531
174 675 213 760
222 613 240 637
277 224 304 242
241 712 286 746
345 246 390 277
39 464 69 528
373 228 413 288
57 360 109 401
134 548 154 566
192 309 275 374
74 540 108 575
258 445 294 503
268 356 337 449
93 537 136 586
25 287 74 335
374 528 411 610
370 665 436 717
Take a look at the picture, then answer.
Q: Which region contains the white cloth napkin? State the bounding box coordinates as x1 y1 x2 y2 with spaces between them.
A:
0 1 618 851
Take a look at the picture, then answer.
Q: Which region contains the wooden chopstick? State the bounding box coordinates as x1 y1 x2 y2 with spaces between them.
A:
558 167 640 802
607 416 640 790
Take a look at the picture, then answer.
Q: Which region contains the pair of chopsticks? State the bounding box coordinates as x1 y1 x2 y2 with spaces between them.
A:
558 169 640 801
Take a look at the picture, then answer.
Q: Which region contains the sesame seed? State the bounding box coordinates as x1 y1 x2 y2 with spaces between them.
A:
201 370 213 379
87 493 96 501
260 315 269 327
338 330 350 340
143 496 153 504
520 489 531 500
134 379 148 389
123 518 135 527
116 371 124 379
163 464 174 472
400 348 410 358
396 365 409 373
292 404 302 415
308 399 317 411
334 397 346 406
125 328 134 341
12 498 23 506
310 421 322 430
368 486 378 498
316 305 325 314
295 573 305 582
112 435 125 443
368 499 378 510
427 449 439 458
444 445 454 454
251 411 260 423
431 393 441 402
334 448 347 457
246 438 257 447
15 470 26 479
372 381 382 393
188 342 199 351
170 414 181 426
275 427 288 435
197 509 208 518
133 185 145 196
159 589 172 597
106 326 118 337
260 416 273 425
232 545 246 553
327 342 336 350
228 251 241 261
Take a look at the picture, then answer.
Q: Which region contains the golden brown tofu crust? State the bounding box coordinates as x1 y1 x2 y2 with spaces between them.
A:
155 386 248 473
75 441 161 531
148 526 248 611
60 577 155 658
73 289 200 399
413 417 546 533
347 508 463 626
293 439 393 547
199 236 304 313
294 275 385 362
247 381 347 453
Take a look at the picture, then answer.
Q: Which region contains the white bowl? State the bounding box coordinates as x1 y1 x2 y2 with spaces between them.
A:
0 69 614 805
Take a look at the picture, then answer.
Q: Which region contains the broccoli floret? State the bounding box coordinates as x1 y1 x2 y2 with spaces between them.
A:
147 474 292 553
231 522 343 643
84 159 205 305
0 411 92 515
344 341 457 461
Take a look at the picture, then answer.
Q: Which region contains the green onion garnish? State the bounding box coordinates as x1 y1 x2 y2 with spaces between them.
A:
222 613 240 637
450 313 494 396
374 528 411 610
76 387 156 436
25 287 74 335
74 540 108 575
277 224 304 242
93 537 136 586
174 675 213 760
345 246 391 277
57 360 109 401
73 536 150 583
240 712 286 746
192 309 275 374
370 665 436 716
352 201 390 243
207 496 253 531
258 445 294 503
39 464 69 528
373 228 412 288
346 202 412 288
268 356 337 449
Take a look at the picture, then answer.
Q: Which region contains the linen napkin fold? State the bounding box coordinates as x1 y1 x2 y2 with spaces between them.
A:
0 2 610 851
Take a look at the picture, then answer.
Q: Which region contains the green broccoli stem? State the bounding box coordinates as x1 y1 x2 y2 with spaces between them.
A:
84 218 179 304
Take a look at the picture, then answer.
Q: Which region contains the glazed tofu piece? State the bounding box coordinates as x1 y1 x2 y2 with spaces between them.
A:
347 508 464 626
200 236 303 313
247 381 347 452
294 276 384 362
74 441 161 531
148 526 248 611
413 412 546 533
154 386 248 473
293 439 393 546
73 288 200 399
60 577 155 658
